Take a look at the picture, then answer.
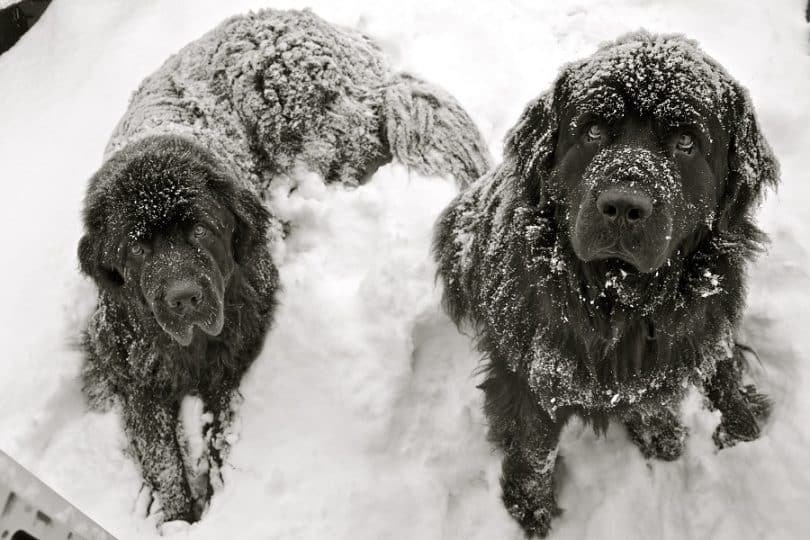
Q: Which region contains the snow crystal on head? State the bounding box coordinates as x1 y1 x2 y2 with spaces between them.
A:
106 152 205 242
559 31 738 131
583 145 679 203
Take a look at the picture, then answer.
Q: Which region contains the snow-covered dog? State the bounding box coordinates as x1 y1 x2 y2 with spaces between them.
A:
433 31 777 537
78 8 490 525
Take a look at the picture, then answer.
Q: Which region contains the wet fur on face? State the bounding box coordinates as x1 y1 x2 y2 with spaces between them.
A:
79 137 273 347
122 199 234 347
433 31 778 537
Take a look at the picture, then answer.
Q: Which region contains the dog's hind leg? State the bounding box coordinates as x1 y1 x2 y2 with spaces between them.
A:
480 366 563 538
123 394 195 524
624 408 688 461
383 74 492 187
706 350 771 449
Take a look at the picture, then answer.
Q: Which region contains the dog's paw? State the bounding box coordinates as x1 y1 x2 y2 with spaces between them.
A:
502 476 561 538
741 385 772 420
713 386 770 449
139 488 167 526
626 411 687 461
139 486 197 526
133 484 181 525
158 520 191 536
133 483 154 519
630 423 687 461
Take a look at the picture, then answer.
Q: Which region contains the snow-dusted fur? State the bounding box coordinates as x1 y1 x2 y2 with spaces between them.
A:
433 32 778 537
79 8 490 527
106 9 491 193
79 136 278 524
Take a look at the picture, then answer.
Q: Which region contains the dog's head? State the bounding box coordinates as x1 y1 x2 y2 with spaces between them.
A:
78 136 270 346
507 31 778 274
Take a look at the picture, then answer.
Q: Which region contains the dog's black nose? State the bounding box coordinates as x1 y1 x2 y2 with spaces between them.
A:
165 281 203 315
596 189 653 225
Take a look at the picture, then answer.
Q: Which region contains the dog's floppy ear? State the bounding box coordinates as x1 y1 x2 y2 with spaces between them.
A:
78 230 125 291
78 180 127 291
230 186 271 264
718 84 779 231
503 90 559 202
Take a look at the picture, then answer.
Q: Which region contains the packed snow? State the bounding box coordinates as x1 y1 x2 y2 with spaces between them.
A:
1 1 809 539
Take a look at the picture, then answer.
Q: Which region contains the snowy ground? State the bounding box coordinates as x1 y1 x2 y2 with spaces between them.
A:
1 1 809 539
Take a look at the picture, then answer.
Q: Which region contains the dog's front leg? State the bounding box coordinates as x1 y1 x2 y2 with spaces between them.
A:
624 407 688 461
481 370 563 538
500 429 562 538
201 344 246 475
706 352 771 449
123 394 195 523
201 381 240 487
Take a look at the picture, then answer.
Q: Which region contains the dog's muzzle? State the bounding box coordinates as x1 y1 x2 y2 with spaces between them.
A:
148 276 225 346
142 251 226 346
571 147 679 272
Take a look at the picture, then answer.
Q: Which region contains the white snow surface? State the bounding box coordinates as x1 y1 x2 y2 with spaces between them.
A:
1 1 809 539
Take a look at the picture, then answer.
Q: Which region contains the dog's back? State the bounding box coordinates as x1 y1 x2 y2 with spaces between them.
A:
108 8 491 194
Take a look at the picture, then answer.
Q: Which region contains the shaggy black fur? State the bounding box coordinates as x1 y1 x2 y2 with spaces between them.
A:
79 136 278 523
433 32 778 537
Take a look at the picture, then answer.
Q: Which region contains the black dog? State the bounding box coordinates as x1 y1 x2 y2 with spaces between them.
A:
433 31 778 537
79 136 278 523
79 9 490 526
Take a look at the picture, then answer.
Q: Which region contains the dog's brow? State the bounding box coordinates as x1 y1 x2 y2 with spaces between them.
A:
568 90 626 129
191 197 231 230
655 109 716 149
654 100 713 133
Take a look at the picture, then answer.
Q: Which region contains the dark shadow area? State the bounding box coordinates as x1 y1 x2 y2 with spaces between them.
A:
0 0 51 56
11 531 40 540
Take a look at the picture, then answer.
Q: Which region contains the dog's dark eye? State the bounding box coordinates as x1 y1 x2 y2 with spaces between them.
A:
130 244 145 256
676 133 695 151
192 225 208 239
586 123 604 141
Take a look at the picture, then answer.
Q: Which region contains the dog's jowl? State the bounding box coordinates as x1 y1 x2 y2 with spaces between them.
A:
433 31 778 537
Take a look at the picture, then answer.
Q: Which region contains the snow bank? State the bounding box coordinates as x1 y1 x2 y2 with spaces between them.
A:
0 1 809 539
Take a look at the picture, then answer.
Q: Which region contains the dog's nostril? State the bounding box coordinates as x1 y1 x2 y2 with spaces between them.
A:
596 189 653 225
165 281 204 314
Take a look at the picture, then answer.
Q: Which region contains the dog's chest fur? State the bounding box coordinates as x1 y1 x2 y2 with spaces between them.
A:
521 317 732 417
436 168 754 420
